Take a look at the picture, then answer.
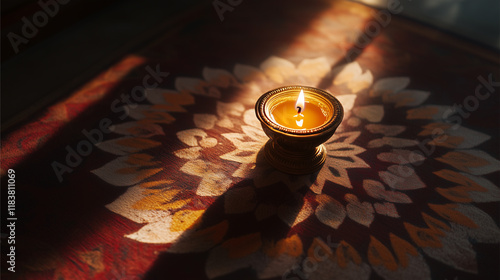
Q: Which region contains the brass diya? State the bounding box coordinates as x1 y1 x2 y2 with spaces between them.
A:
255 85 344 174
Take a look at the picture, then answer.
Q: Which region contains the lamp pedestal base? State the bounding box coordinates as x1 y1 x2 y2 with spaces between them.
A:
264 140 326 175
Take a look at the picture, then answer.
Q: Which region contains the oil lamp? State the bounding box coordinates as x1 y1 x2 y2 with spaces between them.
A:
255 85 344 174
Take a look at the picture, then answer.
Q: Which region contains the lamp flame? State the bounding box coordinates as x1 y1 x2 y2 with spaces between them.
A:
295 89 305 114
294 89 305 128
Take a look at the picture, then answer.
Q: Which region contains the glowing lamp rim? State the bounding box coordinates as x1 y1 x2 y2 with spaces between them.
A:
255 85 344 136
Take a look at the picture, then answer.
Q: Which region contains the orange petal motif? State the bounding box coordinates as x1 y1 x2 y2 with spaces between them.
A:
132 188 190 211
264 234 303 258
406 106 440 120
159 90 195 110
367 236 398 271
428 204 478 229
116 167 163 182
389 233 418 268
436 186 473 203
433 169 487 192
422 213 451 236
436 151 489 173
170 210 205 232
124 153 158 166
404 222 443 248
335 241 362 268
169 220 229 253
222 233 262 259
307 237 335 263
77 248 105 275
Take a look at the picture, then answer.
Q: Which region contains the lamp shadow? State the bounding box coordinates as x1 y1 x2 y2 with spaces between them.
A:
143 146 317 280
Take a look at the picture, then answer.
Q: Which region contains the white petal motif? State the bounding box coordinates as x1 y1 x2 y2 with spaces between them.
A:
180 159 232 196
234 64 267 83
383 90 430 107
297 57 331 85
368 137 418 149
315 194 346 229
463 173 500 202
455 204 500 243
177 129 210 147
335 94 357 112
202 67 238 88
371 77 410 98
422 224 478 273
373 202 400 218
365 124 406 136
377 149 425 165
345 194 374 227
217 102 245 118
333 62 373 94
105 185 171 224
91 154 161 187
427 124 491 149
353 105 384 122
173 147 202 160
379 165 426 190
194 114 218 130
260 56 296 84
436 150 500 175
313 131 369 191
145 88 177 105
363 179 412 203
125 218 181 244
175 77 220 98
145 88 193 111
243 109 261 128
278 196 313 227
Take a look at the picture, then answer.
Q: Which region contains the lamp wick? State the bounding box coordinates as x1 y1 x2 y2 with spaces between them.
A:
296 106 302 114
